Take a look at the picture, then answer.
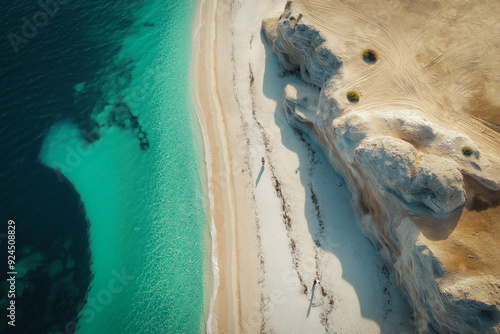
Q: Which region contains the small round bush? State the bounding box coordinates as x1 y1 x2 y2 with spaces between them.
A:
347 90 360 102
362 49 378 63
462 146 473 156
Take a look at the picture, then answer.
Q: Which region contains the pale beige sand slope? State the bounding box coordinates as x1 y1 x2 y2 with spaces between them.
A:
296 0 500 155
193 0 239 332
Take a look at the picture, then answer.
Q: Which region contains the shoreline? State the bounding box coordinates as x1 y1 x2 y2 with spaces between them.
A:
192 1 219 331
192 0 240 332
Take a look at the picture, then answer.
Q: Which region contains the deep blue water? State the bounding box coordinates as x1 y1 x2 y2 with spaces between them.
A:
0 1 147 332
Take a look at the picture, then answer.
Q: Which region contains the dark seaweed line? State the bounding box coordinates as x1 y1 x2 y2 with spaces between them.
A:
229 4 270 332
249 62 309 295
297 129 336 333
252 193 272 334
297 130 326 236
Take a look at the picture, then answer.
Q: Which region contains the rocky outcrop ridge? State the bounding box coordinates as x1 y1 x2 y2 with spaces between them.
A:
263 2 500 333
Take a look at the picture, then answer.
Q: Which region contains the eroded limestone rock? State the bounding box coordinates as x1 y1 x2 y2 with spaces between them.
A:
265 2 500 333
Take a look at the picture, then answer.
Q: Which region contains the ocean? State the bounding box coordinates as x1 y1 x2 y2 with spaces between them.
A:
0 0 209 333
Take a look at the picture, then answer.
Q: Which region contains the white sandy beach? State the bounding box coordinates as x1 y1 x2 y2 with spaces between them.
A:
194 0 418 332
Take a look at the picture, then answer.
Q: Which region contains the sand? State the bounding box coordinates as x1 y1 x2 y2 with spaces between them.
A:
193 0 240 332
193 0 426 333
293 0 500 286
295 0 500 155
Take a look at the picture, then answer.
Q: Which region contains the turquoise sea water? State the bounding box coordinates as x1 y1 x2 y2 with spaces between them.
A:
40 0 209 333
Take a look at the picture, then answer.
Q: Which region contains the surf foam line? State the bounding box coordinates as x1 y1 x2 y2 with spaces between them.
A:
200 113 219 334
192 0 219 332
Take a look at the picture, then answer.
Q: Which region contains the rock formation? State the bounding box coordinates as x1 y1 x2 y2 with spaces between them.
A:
263 1 500 333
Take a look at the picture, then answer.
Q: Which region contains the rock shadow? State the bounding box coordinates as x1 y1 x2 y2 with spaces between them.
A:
260 30 414 334
411 209 462 241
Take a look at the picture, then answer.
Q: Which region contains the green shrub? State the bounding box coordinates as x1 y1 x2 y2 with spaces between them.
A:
347 90 360 102
462 146 473 156
362 49 378 63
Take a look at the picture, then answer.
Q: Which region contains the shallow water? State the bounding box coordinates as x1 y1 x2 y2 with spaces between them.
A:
39 0 209 333
0 0 144 331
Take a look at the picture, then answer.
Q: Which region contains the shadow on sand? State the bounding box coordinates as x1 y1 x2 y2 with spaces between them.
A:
256 165 264 187
307 284 316 317
259 30 413 333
